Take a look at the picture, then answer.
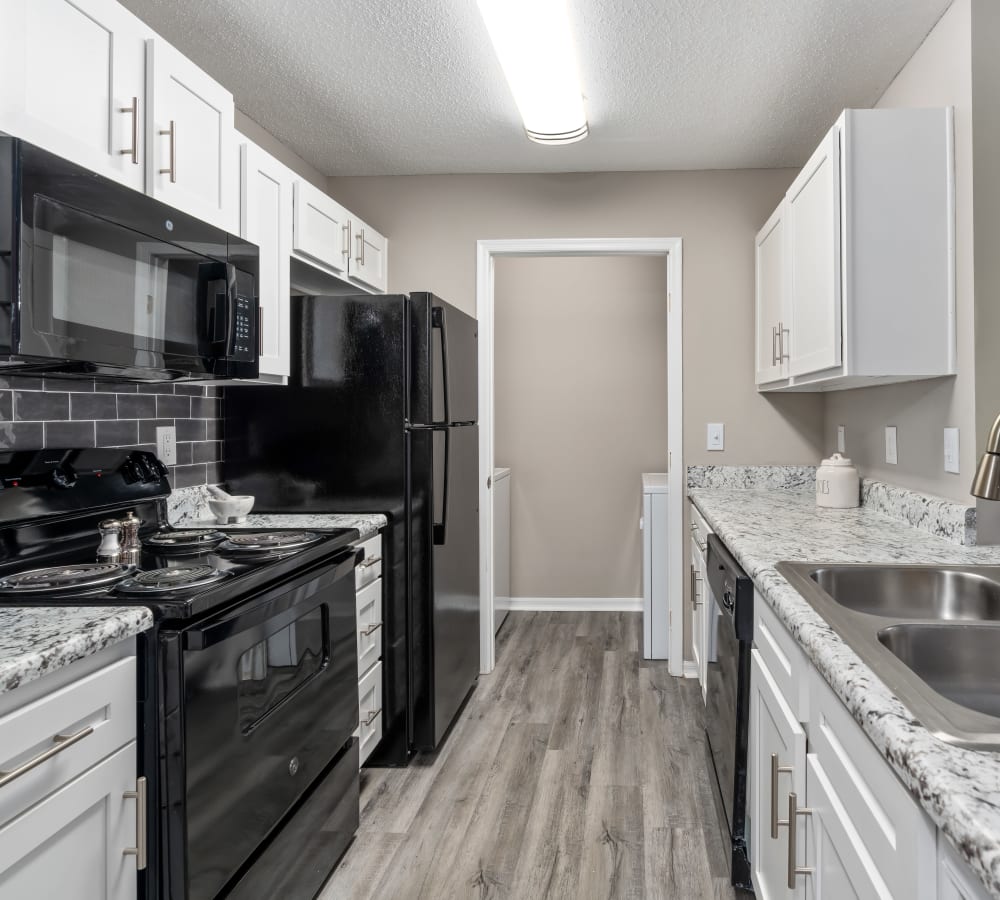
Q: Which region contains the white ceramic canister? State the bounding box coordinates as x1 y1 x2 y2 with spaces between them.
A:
816 453 860 508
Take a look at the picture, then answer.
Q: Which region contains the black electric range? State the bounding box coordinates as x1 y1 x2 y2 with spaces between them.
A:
0 448 363 900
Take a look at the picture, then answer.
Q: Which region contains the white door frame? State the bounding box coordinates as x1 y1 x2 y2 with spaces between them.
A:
476 237 684 675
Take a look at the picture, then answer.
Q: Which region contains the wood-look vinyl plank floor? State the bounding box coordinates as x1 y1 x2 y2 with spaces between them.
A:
320 612 740 900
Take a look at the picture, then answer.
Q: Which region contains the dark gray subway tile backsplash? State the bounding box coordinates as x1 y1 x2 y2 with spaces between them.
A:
0 375 225 487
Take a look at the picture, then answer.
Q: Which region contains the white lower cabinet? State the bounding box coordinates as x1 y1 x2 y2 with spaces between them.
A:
357 661 384 765
938 831 993 900
354 532 385 766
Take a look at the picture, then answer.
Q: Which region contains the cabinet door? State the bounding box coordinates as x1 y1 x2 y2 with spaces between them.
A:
292 181 350 274
755 204 788 385
0 0 147 192
241 141 291 379
787 126 842 378
938 833 993 900
750 650 807 900
800 754 890 900
347 215 388 293
147 39 236 231
0 743 140 900
690 541 704 686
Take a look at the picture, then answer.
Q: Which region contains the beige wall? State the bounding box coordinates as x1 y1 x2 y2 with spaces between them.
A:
494 256 668 599
823 0 975 501
327 169 825 472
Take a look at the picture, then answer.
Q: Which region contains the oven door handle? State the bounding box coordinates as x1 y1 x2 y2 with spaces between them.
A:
183 549 360 650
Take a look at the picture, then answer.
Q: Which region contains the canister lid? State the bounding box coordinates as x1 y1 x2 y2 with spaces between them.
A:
820 452 855 467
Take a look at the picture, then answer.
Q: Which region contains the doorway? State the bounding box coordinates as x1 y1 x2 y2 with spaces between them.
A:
476 238 684 675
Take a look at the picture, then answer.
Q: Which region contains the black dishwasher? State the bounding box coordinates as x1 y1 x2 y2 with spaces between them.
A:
705 533 754 891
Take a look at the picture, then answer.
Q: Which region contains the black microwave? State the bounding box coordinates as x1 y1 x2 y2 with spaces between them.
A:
0 136 259 381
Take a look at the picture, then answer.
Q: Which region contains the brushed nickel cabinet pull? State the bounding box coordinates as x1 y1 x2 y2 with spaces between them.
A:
159 121 176 182
362 707 381 727
786 791 813 888
355 229 364 265
779 321 790 362
359 555 382 569
123 776 147 871
770 753 793 839
0 725 94 788
772 325 779 366
342 221 351 258
361 621 382 637
119 97 139 164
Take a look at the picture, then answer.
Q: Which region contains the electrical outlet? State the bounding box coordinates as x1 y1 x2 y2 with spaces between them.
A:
885 426 898 465
707 423 725 451
837 425 846 454
944 427 960 474
156 425 177 466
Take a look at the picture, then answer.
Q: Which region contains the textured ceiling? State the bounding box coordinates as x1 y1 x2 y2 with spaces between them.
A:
119 0 953 176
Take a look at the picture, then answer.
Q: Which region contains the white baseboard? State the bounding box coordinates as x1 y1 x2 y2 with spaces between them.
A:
505 597 644 612
682 661 699 679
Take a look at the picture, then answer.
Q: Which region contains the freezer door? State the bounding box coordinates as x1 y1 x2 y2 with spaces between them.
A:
430 423 480 745
410 294 478 427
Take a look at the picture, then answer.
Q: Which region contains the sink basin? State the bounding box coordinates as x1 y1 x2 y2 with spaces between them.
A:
809 566 1000 621
878 623 1000 719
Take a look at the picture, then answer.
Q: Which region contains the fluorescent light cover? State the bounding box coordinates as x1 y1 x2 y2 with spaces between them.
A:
477 0 589 145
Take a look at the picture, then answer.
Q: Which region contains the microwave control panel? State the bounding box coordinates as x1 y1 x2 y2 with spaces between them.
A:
230 294 257 360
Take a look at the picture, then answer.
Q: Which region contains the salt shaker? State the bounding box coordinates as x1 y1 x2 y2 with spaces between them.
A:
97 519 123 564
120 511 142 566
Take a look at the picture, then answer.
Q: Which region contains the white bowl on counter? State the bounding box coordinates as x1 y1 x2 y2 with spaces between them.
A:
207 495 255 524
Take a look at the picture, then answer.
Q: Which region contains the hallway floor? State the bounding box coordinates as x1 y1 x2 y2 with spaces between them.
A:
321 612 738 899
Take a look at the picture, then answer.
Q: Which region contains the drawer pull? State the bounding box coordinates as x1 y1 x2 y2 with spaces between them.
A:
119 96 139 164
123 776 147 871
361 621 383 637
0 725 95 788
770 753 793 839
359 555 382 569
362 707 382 727
786 791 813 888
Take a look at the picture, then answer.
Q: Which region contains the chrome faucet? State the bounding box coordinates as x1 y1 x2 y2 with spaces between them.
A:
972 413 1000 499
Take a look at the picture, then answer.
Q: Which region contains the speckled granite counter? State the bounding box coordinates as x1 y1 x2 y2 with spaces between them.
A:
0 606 152 696
174 513 386 543
688 488 1000 898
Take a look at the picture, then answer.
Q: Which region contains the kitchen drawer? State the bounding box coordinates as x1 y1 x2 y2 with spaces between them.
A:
355 534 383 590
808 666 936 900
356 576 383 677
0 656 136 828
689 503 712 550
753 589 809 722
357 661 383 766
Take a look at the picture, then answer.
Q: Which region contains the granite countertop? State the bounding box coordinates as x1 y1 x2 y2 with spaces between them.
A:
178 513 387 543
688 488 1000 898
0 606 153 696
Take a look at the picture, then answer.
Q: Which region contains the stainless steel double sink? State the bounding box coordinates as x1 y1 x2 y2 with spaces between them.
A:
776 562 1000 749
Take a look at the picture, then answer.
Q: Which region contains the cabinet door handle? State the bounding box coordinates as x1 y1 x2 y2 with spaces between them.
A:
342 221 351 258
359 555 382 569
158 120 176 183
123 776 147 871
778 321 789 362
362 706 381 727
770 753 794 839
119 97 139 164
356 229 365 266
360 621 382 637
786 791 813 888
0 725 94 788
772 325 779 366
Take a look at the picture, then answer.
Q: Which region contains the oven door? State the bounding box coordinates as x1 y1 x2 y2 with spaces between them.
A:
166 551 358 900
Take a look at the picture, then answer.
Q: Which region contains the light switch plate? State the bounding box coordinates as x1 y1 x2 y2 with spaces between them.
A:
837 425 846 454
156 425 177 466
885 426 898 465
944 427 960 474
707 423 724 451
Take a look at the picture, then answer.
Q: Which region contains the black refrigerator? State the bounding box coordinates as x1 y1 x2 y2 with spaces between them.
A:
223 292 480 765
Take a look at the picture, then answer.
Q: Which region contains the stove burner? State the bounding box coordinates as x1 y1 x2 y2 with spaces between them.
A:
115 565 227 595
145 529 226 551
218 531 323 556
0 562 132 595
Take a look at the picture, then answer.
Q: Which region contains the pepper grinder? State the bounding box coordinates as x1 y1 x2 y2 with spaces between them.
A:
120 511 142 566
97 519 123 564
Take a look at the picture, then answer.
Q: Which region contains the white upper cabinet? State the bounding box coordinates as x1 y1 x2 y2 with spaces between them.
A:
240 141 292 381
292 180 351 275
347 214 388 293
146 39 237 232
756 108 955 392
0 0 148 192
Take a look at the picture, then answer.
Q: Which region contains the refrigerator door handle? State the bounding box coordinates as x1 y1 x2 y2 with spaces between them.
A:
434 427 450 546
432 306 451 425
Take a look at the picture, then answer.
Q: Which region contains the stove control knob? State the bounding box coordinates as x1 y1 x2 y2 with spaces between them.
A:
50 467 76 489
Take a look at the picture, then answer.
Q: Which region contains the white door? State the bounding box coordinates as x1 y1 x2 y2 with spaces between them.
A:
292 181 350 274
787 126 842 378
0 0 147 192
348 216 388 293
147 39 236 231
755 204 788 384
750 650 807 900
0 743 141 900
240 141 291 379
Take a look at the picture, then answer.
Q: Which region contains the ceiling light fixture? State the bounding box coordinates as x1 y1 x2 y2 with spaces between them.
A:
476 0 589 145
